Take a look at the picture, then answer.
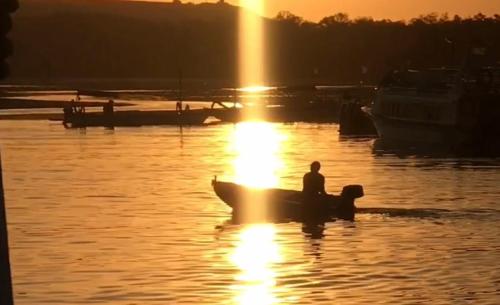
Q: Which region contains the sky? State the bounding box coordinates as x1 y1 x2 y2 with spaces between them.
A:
181 0 500 21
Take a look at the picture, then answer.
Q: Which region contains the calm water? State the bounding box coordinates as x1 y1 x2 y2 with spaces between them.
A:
1 120 500 305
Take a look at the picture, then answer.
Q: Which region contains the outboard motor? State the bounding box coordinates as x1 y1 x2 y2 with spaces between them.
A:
338 185 364 220
341 185 364 199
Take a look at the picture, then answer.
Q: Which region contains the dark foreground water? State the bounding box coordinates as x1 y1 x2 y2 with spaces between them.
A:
1 120 499 305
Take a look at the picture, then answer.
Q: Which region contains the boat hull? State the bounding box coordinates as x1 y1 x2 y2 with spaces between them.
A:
365 67 500 155
212 180 363 222
370 113 467 144
210 104 339 123
65 109 209 128
368 111 500 154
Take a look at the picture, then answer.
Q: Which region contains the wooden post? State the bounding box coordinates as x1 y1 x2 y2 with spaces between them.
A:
2 2 21 303
0 152 14 305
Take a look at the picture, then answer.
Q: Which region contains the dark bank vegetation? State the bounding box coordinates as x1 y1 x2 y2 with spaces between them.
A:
7 0 500 86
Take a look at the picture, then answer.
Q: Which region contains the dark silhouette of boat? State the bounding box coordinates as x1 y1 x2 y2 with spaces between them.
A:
63 108 210 128
63 73 210 127
365 66 500 154
210 102 340 123
339 101 377 136
212 178 364 221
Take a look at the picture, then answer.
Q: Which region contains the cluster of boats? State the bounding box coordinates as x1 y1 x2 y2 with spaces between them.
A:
59 85 378 128
209 66 500 223
60 66 500 224
61 65 500 155
61 98 346 128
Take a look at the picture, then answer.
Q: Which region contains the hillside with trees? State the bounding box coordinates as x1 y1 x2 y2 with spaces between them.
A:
7 0 500 86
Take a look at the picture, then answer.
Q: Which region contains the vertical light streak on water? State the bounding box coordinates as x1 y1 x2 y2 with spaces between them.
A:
235 1 274 221
239 0 266 120
230 224 283 305
233 6 286 303
228 121 287 222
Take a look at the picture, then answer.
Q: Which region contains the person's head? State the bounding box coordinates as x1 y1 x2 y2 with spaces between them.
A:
310 161 321 173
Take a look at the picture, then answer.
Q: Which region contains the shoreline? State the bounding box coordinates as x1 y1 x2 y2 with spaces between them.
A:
0 113 63 121
0 98 134 110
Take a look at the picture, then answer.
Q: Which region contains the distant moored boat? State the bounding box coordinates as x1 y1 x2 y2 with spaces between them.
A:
63 108 210 128
364 67 500 154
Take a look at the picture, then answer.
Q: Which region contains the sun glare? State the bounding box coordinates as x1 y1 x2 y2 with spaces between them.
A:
231 224 282 305
232 0 278 222
237 86 275 93
231 122 285 189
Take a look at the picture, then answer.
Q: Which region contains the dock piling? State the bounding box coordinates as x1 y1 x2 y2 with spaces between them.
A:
0 152 14 305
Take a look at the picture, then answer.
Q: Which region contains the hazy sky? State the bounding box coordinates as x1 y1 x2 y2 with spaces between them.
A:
183 0 500 21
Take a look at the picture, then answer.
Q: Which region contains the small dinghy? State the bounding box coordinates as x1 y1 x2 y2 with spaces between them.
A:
212 177 364 222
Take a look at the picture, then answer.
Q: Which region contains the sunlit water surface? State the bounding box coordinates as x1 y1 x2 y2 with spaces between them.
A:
1 120 500 305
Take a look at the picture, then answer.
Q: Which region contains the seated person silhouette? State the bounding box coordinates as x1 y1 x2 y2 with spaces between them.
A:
302 161 326 197
302 161 328 219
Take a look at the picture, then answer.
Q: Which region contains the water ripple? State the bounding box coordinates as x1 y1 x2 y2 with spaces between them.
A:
1 121 499 305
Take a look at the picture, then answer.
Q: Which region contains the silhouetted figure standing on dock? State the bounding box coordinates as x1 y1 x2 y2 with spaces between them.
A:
63 101 73 116
102 99 115 128
103 99 114 115
303 161 326 197
70 98 76 113
63 102 73 127
176 100 183 113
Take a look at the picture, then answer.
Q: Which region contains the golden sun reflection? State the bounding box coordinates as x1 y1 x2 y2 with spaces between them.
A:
237 86 275 93
230 224 282 305
231 122 285 189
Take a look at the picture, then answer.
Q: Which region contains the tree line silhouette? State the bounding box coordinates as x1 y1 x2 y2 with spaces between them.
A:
7 0 500 86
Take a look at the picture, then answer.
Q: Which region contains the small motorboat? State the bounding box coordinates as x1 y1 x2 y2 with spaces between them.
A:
212 177 364 222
